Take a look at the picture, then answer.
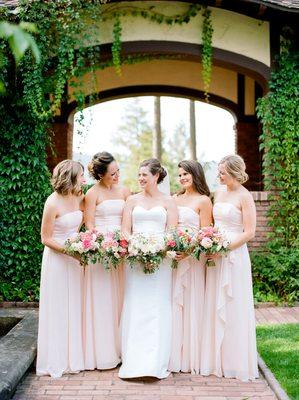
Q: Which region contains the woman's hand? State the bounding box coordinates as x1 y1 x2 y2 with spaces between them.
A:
205 252 221 260
174 251 188 261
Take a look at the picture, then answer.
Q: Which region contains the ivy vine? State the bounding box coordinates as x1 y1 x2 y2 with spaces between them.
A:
201 8 213 100
0 0 214 301
256 42 299 249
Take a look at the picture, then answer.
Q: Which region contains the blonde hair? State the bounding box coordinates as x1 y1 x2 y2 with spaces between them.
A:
51 160 84 195
219 155 249 184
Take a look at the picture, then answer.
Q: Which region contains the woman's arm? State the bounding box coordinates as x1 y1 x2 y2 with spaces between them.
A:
229 193 256 250
41 200 65 253
121 196 134 237
84 189 97 231
199 196 213 228
166 197 178 229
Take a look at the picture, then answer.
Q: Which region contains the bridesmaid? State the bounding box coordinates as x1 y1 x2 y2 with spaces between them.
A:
37 160 85 378
84 151 130 370
201 154 258 381
169 160 213 374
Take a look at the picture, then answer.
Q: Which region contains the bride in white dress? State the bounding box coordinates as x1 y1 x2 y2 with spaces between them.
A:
119 159 178 379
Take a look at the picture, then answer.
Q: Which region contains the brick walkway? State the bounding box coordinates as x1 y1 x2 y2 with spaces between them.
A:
13 307 299 400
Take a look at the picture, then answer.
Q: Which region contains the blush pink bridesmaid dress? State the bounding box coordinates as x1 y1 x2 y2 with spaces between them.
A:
37 210 84 378
169 206 205 374
83 199 125 370
200 202 258 381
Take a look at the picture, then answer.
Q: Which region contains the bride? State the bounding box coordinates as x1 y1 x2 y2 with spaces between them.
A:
119 158 178 379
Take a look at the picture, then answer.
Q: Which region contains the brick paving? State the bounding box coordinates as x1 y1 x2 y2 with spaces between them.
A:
12 307 299 400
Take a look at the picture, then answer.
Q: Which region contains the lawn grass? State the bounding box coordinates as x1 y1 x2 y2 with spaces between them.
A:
256 323 299 400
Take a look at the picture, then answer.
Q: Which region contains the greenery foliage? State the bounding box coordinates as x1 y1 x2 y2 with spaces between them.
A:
0 21 40 92
201 8 213 99
256 43 299 249
0 1 214 301
251 247 299 304
256 324 299 400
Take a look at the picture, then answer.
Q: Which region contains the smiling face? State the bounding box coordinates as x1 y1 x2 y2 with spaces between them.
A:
138 165 158 190
178 167 193 190
218 162 234 186
101 161 120 186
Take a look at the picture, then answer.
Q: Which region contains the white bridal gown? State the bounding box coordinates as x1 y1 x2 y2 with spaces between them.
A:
119 206 172 379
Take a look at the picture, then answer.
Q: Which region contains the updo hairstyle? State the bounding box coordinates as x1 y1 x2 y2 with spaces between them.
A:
88 151 115 181
219 154 249 184
139 158 167 184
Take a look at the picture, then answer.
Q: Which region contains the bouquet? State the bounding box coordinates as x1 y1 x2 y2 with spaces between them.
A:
64 229 104 266
100 230 129 270
165 227 195 268
192 226 230 267
127 233 166 274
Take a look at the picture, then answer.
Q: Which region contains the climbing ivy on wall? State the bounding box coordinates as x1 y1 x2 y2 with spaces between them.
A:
256 41 299 248
0 0 214 301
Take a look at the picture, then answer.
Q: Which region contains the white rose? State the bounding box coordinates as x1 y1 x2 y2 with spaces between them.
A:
167 251 176 259
201 237 213 249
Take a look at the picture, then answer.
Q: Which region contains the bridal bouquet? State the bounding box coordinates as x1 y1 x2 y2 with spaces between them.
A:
100 230 129 270
192 226 230 267
64 229 104 266
127 233 166 274
165 227 195 269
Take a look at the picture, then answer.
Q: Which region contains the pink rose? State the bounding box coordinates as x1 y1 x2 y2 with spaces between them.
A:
167 240 176 248
120 239 128 248
82 239 92 249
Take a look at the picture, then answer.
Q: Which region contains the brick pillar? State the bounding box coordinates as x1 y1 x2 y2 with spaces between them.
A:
248 191 271 251
235 121 262 191
47 122 69 173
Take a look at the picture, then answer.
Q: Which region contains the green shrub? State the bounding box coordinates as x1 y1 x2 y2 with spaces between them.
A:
251 247 299 304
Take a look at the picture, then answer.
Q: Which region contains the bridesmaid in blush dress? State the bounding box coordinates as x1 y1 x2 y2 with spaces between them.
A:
169 160 213 374
201 155 259 381
83 151 130 370
37 160 85 378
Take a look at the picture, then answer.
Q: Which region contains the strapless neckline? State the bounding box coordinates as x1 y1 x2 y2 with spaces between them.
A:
178 206 199 217
96 199 125 208
56 210 82 220
133 205 167 213
214 202 242 213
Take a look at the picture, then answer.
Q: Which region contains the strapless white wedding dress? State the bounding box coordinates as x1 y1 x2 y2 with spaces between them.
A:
119 206 172 379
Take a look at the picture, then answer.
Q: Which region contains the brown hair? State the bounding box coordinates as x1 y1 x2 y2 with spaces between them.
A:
219 154 249 184
51 160 84 196
178 160 210 197
139 158 167 184
88 151 115 181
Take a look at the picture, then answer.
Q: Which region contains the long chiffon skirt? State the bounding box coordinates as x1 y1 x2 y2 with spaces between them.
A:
36 248 84 378
169 256 205 374
83 262 122 370
200 244 259 381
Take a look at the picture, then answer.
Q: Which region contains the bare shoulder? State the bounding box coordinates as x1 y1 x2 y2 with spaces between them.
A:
85 184 99 200
120 185 131 199
125 193 140 205
197 194 212 208
239 188 254 206
43 193 58 217
164 194 177 208
44 192 57 209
